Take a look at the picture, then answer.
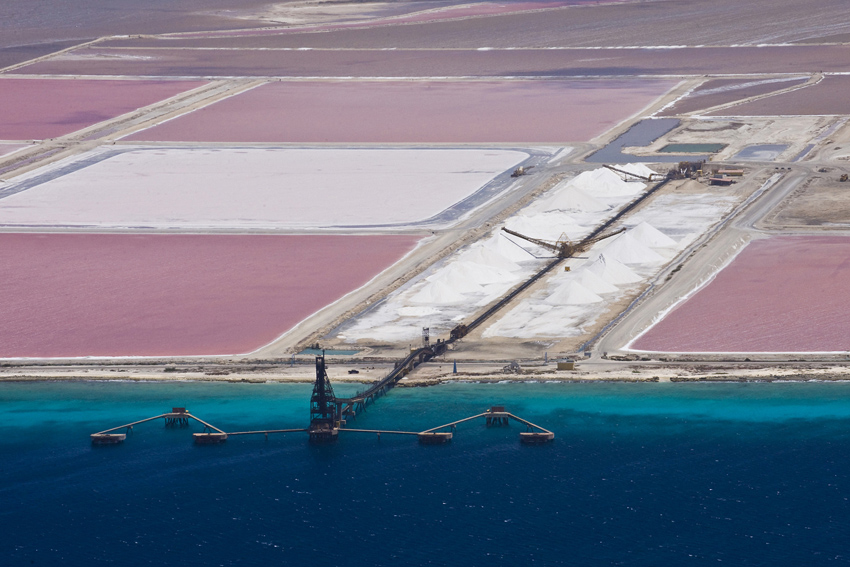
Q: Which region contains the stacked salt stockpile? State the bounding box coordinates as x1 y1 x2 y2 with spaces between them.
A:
504 212 584 242
588 254 643 285
598 232 665 266
629 221 678 248
569 167 645 198
544 281 603 306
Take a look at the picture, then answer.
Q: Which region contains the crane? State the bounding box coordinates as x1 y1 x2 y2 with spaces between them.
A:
602 164 657 182
501 226 626 258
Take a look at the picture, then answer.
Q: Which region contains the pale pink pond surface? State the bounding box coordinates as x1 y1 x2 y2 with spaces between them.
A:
0 79 204 140
633 237 850 353
128 79 674 143
0 233 419 358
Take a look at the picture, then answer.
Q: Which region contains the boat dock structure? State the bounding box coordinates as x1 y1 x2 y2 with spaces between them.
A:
91 355 554 447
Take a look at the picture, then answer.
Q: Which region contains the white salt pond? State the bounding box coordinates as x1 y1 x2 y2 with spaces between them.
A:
0 147 527 229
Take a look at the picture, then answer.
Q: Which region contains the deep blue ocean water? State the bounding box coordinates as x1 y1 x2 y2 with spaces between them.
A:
3 380 850 566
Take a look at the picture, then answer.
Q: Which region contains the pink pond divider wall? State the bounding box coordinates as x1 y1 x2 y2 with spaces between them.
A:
127 79 675 143
0 78 205 140
0 233 420 358
633 237 850 353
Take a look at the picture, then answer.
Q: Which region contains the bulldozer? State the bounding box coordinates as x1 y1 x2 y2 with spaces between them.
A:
501 226 626 258
840 173 849 182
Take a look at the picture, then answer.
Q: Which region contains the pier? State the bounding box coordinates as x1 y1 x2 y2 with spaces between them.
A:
91 356 555 447
91 407 228 445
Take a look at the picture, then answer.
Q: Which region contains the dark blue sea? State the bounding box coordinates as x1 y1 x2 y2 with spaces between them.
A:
3 380 850 566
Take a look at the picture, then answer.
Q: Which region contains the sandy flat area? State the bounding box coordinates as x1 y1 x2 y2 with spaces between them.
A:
0 147 526 229
0 233 420 358
128 79 673 144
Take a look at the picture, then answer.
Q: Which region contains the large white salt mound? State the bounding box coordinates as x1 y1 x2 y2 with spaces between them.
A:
577 269 619 294
484 233 536 262
459 245 521 272
545 187 609 213
544 281 603 305
427 265 485 293
410 280 466 305
568 168 644 198
629 221 678 248
615 163 658 179
444 260 517 285
504 212 584 242
588 253 643 284
599 232 665 265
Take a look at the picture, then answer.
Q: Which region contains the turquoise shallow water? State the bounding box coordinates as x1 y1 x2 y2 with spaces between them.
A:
3 381 850 566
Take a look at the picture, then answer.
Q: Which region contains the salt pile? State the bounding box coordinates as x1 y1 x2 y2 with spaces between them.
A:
577 268 619 294
600 232 665 265
543 184 609 213
459 245 521 272
544 281 603 305
569 168 645 198
588 253 643 284
426 266 484 293
440 260 516 285
615 163 657 179
504 212 584 242
629 221 678 248
483 233 536 262
410 280 466 305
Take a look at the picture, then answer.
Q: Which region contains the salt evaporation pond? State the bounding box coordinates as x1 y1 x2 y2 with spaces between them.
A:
585 118 713 163
733 144 789 161
127 79 669 144
0 78 205 140
633 236 850 353
0 147 525 229
0 233 419 358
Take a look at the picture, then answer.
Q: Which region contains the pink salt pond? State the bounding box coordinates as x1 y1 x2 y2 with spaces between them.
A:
0 78 204 140
0 233 419 358
127 80 673 143
633 236 850 353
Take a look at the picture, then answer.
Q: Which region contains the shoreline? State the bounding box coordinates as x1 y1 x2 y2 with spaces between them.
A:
5 364 850 385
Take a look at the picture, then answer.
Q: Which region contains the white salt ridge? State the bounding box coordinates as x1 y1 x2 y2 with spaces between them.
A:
484 233 536 262
615 163 658 179
442 260 516 285
504 212 585 242
577 269 619 294
459 245 522 272
545 281 603 305
588 253 643 284
599 232 665 265
426 266 485 293
545 186 609 213
568 168 645 198
410 280 466 305
629 221 678 248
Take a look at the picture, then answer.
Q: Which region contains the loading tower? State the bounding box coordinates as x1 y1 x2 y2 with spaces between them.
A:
308 353 339 443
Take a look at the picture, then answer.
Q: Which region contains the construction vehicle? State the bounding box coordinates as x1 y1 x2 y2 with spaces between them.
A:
501 226 626 258
669 161 705 180
603 164 658 182
511 165 534 177
840 174 848 182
